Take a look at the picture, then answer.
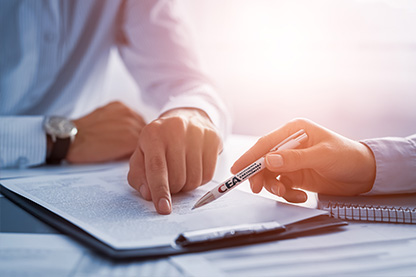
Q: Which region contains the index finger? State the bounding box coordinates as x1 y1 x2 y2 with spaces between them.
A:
141 139 172 215
230 119 306 174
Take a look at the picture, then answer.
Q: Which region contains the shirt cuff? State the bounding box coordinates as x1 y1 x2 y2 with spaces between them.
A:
360 136 416 195
0 116 47 168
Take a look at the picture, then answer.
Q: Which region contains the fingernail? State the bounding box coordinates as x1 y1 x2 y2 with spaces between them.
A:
139 185 149 199
271 186 282 196
297 194 307 202
158 198 171 214
266 154 284 168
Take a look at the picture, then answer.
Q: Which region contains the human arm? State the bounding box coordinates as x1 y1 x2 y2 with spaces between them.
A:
118 1 230 214
231 118 416 203
0 116 47 168
127 108 223 214
0 102 146 168
360 134 416 195
66 101 146 164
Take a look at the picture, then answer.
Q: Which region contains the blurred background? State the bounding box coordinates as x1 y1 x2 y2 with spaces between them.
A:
104 0 416 140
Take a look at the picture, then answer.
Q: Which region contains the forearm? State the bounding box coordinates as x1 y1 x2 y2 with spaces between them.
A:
0 116 47 168
361 134 416 194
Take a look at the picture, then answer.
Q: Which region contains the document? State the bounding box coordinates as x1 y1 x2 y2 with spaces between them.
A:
0 161 127 180
0 166 326 252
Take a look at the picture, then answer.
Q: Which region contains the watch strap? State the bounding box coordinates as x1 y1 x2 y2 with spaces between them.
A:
46 137 71 165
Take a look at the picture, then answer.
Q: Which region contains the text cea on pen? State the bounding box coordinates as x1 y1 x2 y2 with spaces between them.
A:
218 160 264 193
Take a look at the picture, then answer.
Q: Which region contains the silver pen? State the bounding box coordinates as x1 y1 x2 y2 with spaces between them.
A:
192 129 308 210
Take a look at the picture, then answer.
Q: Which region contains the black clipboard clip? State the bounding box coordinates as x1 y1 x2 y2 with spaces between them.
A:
176 221 286 247
176 215 348 249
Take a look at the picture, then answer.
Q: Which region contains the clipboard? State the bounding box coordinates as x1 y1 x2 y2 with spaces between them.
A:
1 185 346 259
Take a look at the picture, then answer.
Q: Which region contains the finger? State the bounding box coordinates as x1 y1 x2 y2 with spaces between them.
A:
201 131 221 185
166 143 186 194
262 170 284 194
142 138 172 215
249 172 265 194
265 145 324 173
127 149 151 200
263 179 286 197
202 148 218 185
278 175 308 203
282 188 308 203
182 127 203 192
231 119 310 174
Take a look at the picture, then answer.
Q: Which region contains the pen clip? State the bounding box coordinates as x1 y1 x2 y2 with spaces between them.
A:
176 221 286 247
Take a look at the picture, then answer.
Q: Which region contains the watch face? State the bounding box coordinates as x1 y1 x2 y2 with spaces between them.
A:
44 116 78 138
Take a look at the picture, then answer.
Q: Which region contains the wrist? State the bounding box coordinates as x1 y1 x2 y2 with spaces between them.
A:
46 134 53 159
43 116 78 164
160 107 210 120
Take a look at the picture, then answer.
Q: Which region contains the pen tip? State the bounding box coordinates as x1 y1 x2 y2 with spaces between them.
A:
191 202 202 210
191 192 215 210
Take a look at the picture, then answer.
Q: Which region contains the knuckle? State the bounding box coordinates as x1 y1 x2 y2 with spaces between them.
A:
110 100 124 109
127 169 139 190
140 122 161 141
188 122 203 135
205 127 220 142
290 117 308 124
148 155 166 172
288 117 313 130
169 175 186 193
183 172 202 191
210 128 221 140
169 116 187 130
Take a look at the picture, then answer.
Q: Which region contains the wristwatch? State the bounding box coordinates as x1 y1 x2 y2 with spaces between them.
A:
43 116 78 164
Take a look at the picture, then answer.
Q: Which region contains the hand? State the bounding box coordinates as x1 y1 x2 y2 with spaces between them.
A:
66 101 146 163
230 118 376 203
127 108 223 215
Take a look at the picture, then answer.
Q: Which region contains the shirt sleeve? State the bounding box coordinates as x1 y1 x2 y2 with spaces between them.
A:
360 134 416 195
116 0 231 139
0 116 47 168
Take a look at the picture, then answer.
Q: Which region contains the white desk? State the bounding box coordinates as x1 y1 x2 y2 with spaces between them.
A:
1 135 415 276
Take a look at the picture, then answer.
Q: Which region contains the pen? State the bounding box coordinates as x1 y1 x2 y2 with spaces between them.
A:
192 129 308 210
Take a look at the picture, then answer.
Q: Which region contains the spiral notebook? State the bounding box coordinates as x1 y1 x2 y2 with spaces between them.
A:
317 193 416 224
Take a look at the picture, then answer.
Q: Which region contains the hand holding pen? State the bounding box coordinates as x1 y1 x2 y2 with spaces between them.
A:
230 118 376 203
192 129 308 209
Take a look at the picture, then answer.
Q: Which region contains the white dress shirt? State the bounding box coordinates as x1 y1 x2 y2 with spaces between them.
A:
361 134 416 194
0 0 230 168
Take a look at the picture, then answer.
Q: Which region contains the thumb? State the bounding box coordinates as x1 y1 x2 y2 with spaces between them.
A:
265 147 319 173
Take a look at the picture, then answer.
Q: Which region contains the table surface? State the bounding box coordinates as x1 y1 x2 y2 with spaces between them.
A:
1 134 415 276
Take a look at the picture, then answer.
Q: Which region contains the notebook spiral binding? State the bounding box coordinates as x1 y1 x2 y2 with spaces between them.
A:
325 202 416 224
